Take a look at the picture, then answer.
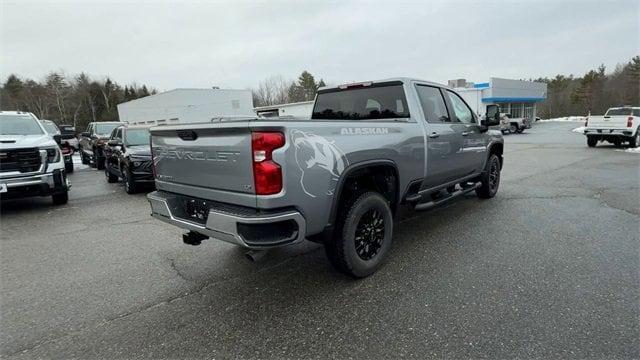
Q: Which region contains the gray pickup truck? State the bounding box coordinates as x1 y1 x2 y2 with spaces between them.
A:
147 78 504 277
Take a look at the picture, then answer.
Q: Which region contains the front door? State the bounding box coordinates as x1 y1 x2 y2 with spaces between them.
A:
444 90 487 175
414 84 467 190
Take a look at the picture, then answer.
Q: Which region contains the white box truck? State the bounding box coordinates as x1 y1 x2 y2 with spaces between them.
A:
117 88 255 126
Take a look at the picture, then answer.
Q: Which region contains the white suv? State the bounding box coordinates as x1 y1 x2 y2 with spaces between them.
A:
0 111 70 204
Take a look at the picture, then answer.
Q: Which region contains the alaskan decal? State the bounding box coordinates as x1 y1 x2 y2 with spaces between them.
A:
291 130 348 198
340 127 389 135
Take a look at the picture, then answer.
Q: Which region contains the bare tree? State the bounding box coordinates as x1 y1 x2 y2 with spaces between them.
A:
45 72 71 122
252 75 292 106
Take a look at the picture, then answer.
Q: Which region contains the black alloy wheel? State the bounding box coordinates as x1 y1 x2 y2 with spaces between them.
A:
354 209 385 261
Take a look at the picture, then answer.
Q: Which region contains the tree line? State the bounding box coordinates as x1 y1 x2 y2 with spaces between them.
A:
0 72 157 130
2 57 638 128
252 71 326 107
533 56 639 118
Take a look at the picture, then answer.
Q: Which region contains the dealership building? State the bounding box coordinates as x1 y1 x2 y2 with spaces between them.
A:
450 77 547 120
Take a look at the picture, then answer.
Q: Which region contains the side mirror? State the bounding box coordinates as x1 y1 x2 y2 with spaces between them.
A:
53 134 62 145
107 140 122 147
80 132 90 138
484 105 501 126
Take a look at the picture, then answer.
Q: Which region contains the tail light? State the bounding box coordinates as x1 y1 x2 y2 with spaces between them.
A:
251 131 285 195
627 116 633 128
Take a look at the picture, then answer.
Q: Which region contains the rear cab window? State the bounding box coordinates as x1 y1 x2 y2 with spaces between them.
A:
415 85 450 123
605 108 632 116
312 82 410 120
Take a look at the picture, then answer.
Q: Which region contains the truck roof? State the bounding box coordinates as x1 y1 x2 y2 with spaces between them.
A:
0 110 38 118
319 77 450 92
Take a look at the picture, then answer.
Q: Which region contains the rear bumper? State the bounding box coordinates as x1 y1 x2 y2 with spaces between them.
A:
584 128 635 137
147 191 306 249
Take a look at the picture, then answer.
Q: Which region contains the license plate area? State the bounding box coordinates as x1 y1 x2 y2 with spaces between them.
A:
181 198 210 225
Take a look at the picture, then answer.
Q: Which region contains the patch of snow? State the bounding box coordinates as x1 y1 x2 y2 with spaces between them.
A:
572 126 586 133
539 116 587 122
71 154 90 170
617 147 640 154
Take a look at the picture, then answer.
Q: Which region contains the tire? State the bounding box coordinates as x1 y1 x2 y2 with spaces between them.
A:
516 127 524 134
476 153 501 199
105 165 118 183
587 136 598 148
613 139 622 147
81 151 89 165
95 151 105 170
65 162 74 173
509 123 518 133
122 166 137 194
52 190 69 205
324 192 393 278
629 129 640 148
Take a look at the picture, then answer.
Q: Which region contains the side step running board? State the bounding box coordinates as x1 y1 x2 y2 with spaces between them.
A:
414 183 480 212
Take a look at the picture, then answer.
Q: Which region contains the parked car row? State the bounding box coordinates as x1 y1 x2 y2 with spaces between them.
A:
0 112 157 206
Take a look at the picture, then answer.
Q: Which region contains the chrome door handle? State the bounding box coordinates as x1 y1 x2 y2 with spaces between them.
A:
428 132 439 138
461 131 470 136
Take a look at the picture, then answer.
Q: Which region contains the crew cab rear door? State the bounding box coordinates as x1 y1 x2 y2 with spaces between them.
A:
150 121 255 199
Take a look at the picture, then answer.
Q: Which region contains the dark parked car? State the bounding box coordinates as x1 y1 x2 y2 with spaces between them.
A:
79 121 120 170
103 125 154 194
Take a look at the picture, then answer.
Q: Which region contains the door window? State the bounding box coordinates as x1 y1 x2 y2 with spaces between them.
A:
415 85 449 123
446 91 475 124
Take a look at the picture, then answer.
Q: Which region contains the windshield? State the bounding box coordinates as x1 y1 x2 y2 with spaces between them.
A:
0 115 45 135
312 83 410 120
59 125 76 135
605 108 632 116
41 121 60 135
125 128 150 146
95 123 120 136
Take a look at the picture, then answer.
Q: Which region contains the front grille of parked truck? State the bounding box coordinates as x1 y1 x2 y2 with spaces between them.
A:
0 148 42 173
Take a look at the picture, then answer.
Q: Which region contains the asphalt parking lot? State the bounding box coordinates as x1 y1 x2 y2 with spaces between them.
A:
1 121 638 359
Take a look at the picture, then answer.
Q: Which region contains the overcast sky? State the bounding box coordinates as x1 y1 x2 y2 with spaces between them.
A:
1 0 638 91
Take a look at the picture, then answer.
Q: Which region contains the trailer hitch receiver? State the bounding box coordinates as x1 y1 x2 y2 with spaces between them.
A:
182 231 208 246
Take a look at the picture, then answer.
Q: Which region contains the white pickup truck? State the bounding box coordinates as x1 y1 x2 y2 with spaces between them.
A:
584 107 640 147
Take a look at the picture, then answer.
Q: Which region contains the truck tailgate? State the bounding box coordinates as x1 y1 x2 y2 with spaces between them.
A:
151 123 254 194
588 115 629 129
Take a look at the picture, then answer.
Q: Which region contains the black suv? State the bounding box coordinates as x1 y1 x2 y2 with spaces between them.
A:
79 122 120 169
103 125 154 194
